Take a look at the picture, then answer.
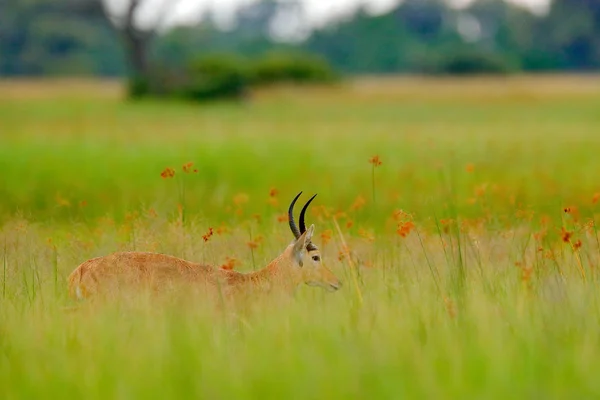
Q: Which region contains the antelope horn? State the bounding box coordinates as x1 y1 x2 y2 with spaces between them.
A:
299 194 317 234
288 191 303 239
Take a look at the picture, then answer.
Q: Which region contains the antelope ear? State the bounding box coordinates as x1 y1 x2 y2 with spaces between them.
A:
305 224 314 243
292 229 310 266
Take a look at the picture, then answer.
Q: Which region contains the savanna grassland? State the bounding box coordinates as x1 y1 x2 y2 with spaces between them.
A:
1 75 600 399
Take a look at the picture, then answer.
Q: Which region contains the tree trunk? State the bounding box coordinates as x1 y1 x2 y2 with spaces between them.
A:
123 31 149 79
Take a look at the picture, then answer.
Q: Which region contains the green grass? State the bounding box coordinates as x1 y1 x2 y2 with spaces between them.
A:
1 76 600 398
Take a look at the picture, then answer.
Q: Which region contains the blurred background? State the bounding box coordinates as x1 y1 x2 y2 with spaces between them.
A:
1 0 598 87
1 0 599 227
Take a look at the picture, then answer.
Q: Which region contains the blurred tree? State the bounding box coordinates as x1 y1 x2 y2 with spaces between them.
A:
91 0 187 81
395 0 449 43
153 1 300 68
305 0 463 73
540 0 600 70
0 0 123 75
2 0 600 77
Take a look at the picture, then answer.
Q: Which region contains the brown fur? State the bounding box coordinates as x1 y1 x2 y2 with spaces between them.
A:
68 194 340 300
67 252 214 299
67 233 341 300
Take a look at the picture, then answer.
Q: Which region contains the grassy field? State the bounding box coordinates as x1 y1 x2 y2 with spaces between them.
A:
2 75 600 398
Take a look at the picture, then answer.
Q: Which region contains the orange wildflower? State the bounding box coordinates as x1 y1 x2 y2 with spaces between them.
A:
182 162 194 173
177 204 183 221
397 221 415 238
563 205 580 221
543 249 556 260
465 163 475 173
267 188 279 206
234 193 249 206
369 155 382 166
362 260 374 268
533 229 546 242
474 183 487 197
516 262 533 286
202 227 214 242
160 167 175 179
439 218 452 234
124 211 139 222
320 229 333 245
561 227 572 243
314 205 330 219
593 193 600 204
220 257 238 270
350 195 366 211
584 219 596 234
333 211 347 220
444 297 456 319
247 235 264 250
515 209 534 221
392 209 411 221
540 215 552 226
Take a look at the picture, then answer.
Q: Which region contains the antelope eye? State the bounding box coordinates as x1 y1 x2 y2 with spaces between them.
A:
312 255 320 262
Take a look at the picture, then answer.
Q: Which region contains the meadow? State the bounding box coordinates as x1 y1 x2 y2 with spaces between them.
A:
1 75 600 398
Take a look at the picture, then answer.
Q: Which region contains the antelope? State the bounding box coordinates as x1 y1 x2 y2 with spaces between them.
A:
67 192 341 300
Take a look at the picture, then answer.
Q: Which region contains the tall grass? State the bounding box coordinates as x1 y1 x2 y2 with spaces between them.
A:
1 76 600 398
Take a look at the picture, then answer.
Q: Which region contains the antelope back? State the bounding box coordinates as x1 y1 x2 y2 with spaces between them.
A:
68 252 214 299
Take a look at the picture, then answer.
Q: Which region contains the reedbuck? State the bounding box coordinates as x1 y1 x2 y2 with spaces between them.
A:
67 192 341 299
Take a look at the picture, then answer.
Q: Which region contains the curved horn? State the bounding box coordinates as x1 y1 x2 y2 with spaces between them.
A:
299 194 317 234
288 192 303 239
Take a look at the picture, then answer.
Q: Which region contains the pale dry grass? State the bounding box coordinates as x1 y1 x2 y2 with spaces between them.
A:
2 74 598 104
350 73 600 100
0 78 123 101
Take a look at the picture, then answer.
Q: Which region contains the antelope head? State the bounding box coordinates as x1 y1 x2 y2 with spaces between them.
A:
285 192 342 292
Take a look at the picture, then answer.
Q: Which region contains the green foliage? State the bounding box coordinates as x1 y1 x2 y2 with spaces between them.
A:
182 54 251 101
125 52 338 102
421 48 520 75
304 10 424 74
2 0 600 78
124 55 252 102
251 51 339 85
126 75 152 99
0 0 124 77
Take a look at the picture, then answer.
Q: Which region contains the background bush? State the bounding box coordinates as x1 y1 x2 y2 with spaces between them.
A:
126 51 339 102
181 54 251 101
250 51 339 85
419 48 520 75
